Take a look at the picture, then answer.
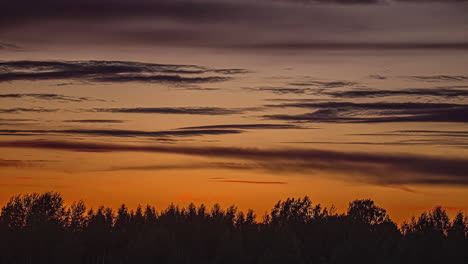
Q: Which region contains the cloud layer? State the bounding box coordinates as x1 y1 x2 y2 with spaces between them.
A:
0 60 245 84
0 128 243 139
0 93 105 102
325 88 468 99
1 139 467 187
94 107 259 115
264 102 468 123
2 0 467 50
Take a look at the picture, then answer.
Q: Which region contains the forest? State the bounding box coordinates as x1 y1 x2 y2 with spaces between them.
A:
0 192 466 264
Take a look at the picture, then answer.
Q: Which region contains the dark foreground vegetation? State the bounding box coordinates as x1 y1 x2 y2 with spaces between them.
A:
0 192 467 264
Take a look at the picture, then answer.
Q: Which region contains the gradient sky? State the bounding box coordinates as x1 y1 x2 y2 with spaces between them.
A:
1 0 468 223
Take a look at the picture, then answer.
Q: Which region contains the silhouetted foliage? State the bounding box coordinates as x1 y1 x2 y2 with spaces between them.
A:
0 192 466 264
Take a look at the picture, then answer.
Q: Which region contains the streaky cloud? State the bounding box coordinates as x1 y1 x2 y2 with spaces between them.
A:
1 139 468 186
0 158 50 168
0 93 105 102
0 108 59 114
94 107 260 115
0 42 23 51
289 80 357 88
0 60 245 84
264 101 468 123
326 88 468 98
244 87 310 95
408 75 468 82
0 128 244 139
63 119 125 123
177 124 305 130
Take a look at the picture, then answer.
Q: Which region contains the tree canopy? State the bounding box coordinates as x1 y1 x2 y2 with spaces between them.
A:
0 192 466 264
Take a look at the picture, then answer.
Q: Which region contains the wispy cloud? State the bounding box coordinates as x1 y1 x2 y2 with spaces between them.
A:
0 60 245 84
94 107 260 115
264 101 468 123
0 108 59 114
408 75 468 82
325 87 468 98
0 93 105 102
244 80 357 95
0 158 50 168
289 80 357 88
0 118 39 126
63 119 125 123
0 128 244 139
177 124 305 130
0 118 37 122
244 86 310 95
2 139 468 187
0 42 23 51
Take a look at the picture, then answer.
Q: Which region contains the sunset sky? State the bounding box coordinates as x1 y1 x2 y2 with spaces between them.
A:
1 0 468 223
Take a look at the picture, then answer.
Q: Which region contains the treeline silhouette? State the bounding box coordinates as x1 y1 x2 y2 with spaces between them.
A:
0 192 467 264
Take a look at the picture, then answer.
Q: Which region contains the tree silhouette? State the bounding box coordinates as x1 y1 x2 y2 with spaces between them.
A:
0 192 466 264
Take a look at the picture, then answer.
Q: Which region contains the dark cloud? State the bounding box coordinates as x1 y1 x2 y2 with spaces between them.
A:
0 118 40 126
353 130 468 139
264 101 468 123
178 124 304 130
94 107 259 115
0 128 244 139
0 108 59 114
1 0 463 27
0 93 105 102
1 0 466 52
92 75 228 83
0 60 244 84
289 80 357 88
0 118 37 122
326 88 468 98
408 75 468 82
174 86 221 91
370 75 388 80
395 130 468 135
244 87 309 95
244 81 356 95
266 101 467 109
2 139 468 186
1 0 253 27
63 119 125 123
0 158 51 168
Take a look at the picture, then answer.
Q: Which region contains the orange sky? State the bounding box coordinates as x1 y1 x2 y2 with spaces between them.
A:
1 40 468 225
